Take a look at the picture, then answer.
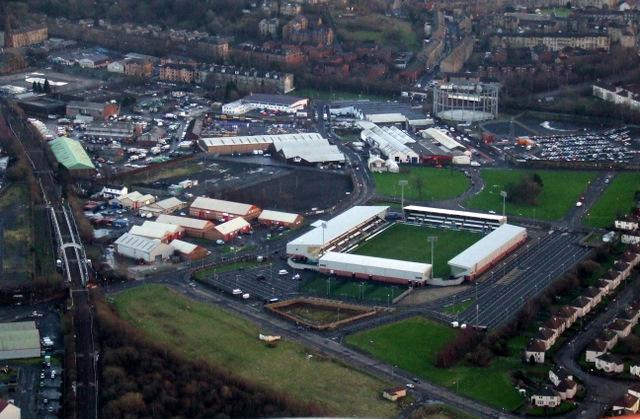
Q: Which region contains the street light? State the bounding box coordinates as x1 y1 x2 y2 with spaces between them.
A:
399 179 409 218
500 190 508 217
320 221 328 257
427 236 438 266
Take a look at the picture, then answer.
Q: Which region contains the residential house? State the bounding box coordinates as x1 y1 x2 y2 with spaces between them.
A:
549 366 573 387
124 58 153 78
525 339 546 364
159 63 196 83
545 316 567 336
96 185 128 199
585 339 608 363
615 217 639 231
570 296 592 318
600 329 620 350
619 307 640 326
107 61 125 73
595 353 624 373
536 327 557 350
596 279 611 296
530 388 561 408
556 379 577 400
0 399 21 419
382 386 407 402
608 319 633 338
555 312 575 333
612 393 640 415
583 286 603 306
614 261 631 278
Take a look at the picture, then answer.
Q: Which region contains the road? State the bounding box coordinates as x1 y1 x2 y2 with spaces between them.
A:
556 276 639 419
101 274 515 419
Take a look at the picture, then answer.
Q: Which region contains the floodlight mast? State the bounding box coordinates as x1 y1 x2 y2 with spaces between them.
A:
399 180 408 219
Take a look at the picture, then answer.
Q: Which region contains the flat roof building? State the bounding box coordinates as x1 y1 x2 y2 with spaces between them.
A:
319 251 432 285
287 206 389 261
199 132 345 164
448 223 527 279
49 136 95 171
190 197 262 221
0 321 41 360
170 239 208 260
222 93 308 115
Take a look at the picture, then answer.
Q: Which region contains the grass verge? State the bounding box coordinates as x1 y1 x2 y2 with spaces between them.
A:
113 284 399 417
374 167 470 202
467 169 596 220
584 172 640 228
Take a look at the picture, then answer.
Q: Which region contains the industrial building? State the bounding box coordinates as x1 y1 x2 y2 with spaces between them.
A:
66 101 119 120
318 252 432 285
258 210 304 228
129 221 184 243
199 133 345 164
421 128 467 152
212 217 252 241
156 214 217 240
139 197 187 217
287 206 389 262
357 121 420 163
404 205 507 231
49 136 95 171
432 79 499 122
222 93 308 115
0 321 41 360
117 191 155 210
114 233 174 262
448 223 527 279
330 100 432 129
190 197 262 221
170 239 208 260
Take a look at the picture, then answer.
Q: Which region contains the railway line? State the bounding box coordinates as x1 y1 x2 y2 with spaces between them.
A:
1 102 97 419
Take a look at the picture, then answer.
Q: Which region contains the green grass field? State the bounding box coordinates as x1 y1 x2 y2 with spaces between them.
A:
584 173 640 228
113 285 399 417
374 167 470 202
467 169 596 220
0 184 32 282
352 224 480 278
301 276 404 304
333 13 421 51
346 317 538 411
443 299 475 315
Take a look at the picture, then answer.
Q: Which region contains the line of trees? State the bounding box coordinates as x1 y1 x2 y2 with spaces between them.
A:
94 296 325 418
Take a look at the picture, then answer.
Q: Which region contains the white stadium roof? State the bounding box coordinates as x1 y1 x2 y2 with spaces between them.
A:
404 205 507 223
320 251 431 275
289 206 388 248
423 128 466 151
448 224 526 270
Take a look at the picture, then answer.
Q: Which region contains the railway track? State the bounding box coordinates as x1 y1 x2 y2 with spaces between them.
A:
1 102 97 419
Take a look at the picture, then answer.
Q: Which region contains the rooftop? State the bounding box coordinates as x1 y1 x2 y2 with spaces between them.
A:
448 224 526 270
0 321 40 353
49 136 95 170
191 197 256 216
320 251 432 275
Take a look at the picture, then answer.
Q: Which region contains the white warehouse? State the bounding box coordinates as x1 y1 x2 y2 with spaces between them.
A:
319 252 432 285
448 224 527 279
357 121 420 163
287 206 389 262
114 233 175 262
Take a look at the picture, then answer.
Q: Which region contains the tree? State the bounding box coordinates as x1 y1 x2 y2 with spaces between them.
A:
32 81 37 92
43 79 51 94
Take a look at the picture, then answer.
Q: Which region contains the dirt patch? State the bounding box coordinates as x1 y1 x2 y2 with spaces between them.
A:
267 297 377 330
396 285 470 306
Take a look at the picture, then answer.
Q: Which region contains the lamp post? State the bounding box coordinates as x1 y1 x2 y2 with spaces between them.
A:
500 190 508 217
399 179 408 219
427 236 438 266
320 221 328 257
